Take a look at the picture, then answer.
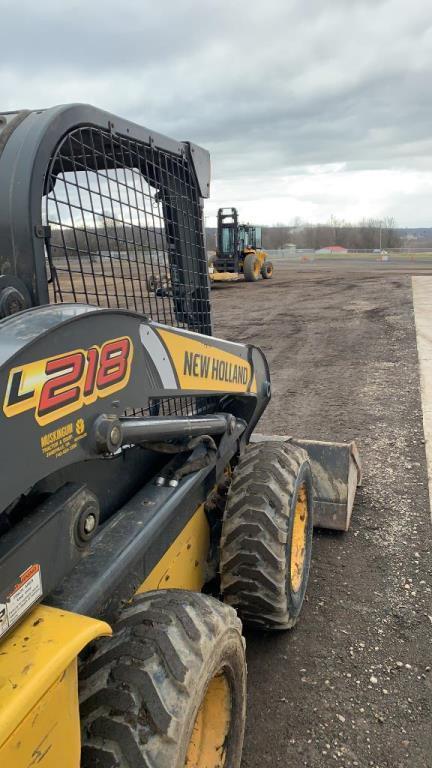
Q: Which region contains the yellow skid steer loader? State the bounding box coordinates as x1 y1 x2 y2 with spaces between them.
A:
0 104 361 768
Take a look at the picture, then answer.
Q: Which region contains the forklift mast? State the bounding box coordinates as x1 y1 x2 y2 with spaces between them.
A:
217 207 239 258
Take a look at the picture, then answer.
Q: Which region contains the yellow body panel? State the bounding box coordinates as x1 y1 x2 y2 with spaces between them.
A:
137 504 210 593
0 604 110 765
1 660 79 768
156 327 257 394
254 248 269 267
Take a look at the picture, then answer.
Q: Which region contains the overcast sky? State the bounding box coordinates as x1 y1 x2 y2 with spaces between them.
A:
1 0 432 226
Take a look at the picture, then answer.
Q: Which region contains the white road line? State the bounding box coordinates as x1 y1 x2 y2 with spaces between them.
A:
412 276 432 519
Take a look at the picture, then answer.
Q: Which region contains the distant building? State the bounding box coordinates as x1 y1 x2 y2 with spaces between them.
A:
315 245 348 254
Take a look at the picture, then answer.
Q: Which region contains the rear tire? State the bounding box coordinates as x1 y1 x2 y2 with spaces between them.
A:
243 253 260 282
220 440 313 630
80 590 246 768
261 261 273 279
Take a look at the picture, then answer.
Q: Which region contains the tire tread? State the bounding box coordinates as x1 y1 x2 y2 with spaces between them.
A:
220 440 312 630
80 590 243 768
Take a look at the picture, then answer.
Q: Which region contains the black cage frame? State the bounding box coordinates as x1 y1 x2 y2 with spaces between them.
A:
0 104 212 335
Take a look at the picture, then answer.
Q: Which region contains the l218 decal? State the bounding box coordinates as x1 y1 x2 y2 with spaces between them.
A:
3 337 133 426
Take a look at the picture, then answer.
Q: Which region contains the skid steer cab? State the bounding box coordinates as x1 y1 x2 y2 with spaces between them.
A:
0 104 361 768
209 206 274 284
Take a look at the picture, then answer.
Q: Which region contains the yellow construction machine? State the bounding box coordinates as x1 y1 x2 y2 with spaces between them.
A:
209 207 274 283
0 104 361 767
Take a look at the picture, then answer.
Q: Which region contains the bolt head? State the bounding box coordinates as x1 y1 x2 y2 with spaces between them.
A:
109 425 122 446
84 513 96 534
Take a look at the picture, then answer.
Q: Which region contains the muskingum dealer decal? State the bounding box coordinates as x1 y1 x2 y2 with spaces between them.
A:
3 336 133 426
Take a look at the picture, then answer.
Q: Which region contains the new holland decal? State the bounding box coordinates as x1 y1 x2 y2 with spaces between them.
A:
155 328 257 394
183 351 249 386
3 337 133 426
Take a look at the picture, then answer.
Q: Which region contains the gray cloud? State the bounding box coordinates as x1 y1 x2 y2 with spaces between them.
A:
1 0 432 223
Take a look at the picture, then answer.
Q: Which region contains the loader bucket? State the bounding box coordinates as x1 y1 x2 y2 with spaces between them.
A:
251 435 362 531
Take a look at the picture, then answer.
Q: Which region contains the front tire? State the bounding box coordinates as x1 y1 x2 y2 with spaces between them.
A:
220 440 313 630
80 590 246 768
243 253 260 282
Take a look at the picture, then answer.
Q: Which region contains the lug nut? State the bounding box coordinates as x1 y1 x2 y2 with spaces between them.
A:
168 478 179 488
155 476 165 487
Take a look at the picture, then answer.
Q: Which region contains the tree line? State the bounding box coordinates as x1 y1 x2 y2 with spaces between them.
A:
48 216 403 258
50 223 164 259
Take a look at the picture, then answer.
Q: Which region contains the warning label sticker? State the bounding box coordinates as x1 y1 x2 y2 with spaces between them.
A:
0 604 8 638
0 564 43 638
40 418 87 459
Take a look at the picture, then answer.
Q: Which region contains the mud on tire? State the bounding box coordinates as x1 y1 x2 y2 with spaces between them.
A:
80 589 246 768
220 440 313 630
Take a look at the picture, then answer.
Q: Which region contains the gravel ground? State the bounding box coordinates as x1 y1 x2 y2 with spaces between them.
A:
211 263 432 768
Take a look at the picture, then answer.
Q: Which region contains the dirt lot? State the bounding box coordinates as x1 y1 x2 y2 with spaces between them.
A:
211 262 432 768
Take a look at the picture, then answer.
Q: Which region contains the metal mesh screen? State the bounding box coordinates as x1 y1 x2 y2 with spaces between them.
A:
42 125 213 416
43 125 211 333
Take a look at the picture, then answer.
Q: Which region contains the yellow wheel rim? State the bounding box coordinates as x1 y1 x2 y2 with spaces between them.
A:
290 484 308 593
253 260 260 276
185 671 231 767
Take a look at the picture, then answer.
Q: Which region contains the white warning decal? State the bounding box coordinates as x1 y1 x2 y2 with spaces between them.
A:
0 565 42 638
0 603 8 638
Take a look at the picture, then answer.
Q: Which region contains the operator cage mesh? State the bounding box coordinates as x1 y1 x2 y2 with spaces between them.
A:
42 125 213 416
